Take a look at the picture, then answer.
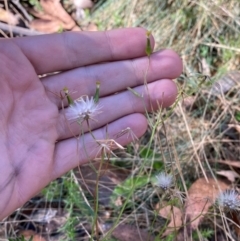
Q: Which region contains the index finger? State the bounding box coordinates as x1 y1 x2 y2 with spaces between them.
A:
12 28 154 75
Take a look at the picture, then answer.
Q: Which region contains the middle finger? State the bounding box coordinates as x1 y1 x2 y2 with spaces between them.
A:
42 49 182 108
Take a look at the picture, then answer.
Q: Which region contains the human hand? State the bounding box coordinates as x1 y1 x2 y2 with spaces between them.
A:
0 28 182 220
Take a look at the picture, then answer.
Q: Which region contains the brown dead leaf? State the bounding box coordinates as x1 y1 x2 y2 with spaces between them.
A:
30 19 63 33
210 159 240 168
85 22 98 31
185 177 228 230
30 0 80 32
114 195 123 207
0 8 18 25
19 230 46 241
81 22 98 31
158 205 182 236
216 170 239 182
182 96 196 109
40 0 77 30
107 224 155 241
28 8 54 21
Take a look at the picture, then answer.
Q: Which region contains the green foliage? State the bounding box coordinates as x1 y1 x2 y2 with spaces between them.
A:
140 146 155 158
94 81 101 103
57 25 64 33
59 215 79 240
145 31 153 57
113 12 124 27
41 173 94 239
102 238 118 241
9 236 33 241
110 174 155 212
221 36 240 63
112 175 150 197
161 234 175 241
25 0 42 10
41 178 63 201
235 111 240 122
179 8 197 30
192 228 214 240
42 174 94 216
139 146 161 159
152 161 164 171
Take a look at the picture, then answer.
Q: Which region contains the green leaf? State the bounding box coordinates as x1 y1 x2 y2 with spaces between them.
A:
113 176 150 196
139 147 154 158
152 161 164 170
235 111 240 122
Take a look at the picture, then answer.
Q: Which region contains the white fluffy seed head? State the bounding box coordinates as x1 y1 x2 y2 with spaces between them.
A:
66 96 102 124
155 172 173 190
217 190 240 211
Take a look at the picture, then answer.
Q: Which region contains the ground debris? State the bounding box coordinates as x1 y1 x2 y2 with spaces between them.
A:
185 177 228 230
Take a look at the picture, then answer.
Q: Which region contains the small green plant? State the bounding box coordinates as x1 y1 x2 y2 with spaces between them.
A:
9 236 33 241
25 0 42 10
235 111 240 122
192 228 214 240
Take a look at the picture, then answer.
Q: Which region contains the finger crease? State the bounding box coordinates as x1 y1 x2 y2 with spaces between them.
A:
130 59 142 86
104 31 114 61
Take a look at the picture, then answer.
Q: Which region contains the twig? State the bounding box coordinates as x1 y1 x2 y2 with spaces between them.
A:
10 0 32 22
4 0 13 38
0 22 44 36
202 42 240 53
0 28 9 38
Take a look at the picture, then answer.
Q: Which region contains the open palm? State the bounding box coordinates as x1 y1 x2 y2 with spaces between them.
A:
0 28 182 220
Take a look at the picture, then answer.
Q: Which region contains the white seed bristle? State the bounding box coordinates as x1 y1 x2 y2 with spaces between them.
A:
217 190 240 211
155 172 173 190
66 96 102 124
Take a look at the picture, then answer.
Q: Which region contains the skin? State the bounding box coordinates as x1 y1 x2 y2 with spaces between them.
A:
0 28 182 220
